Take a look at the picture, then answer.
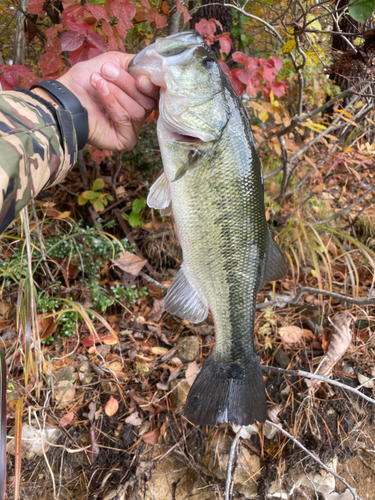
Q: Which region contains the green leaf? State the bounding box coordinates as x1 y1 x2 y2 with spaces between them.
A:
273 204 282 213
92 178 105 191
93 198 105 212
82 190 100 200
349 0 375 22
122 213 129 221
128 212 141 228
106 195 114 202
78 195 89 206
132 198 147 215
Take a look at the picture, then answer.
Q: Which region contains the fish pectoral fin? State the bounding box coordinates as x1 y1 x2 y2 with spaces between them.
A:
164 264 208 323
260 229 288 289
172 148 206 182
147 172 172 210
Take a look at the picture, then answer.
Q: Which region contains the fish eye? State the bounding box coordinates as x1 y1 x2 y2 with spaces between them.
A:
203 57 214 69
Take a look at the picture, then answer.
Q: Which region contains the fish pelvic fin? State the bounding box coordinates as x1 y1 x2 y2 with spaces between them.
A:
184 352 267 426
164 264 209 323
259 228 288 290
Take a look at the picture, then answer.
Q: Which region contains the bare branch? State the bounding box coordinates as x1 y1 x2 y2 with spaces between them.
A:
224 434 239 500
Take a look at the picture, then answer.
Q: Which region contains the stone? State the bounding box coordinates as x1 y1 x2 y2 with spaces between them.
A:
7 422 61 460
296 458 337 495
177 336 200 363
175 470 216 499
142 453 187 500
54 380 76 403
79 361 93 384
328 490 356 500
54 365 77 383
169 379 190 409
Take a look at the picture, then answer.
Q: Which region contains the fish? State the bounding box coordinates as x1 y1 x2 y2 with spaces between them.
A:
128 30 287 426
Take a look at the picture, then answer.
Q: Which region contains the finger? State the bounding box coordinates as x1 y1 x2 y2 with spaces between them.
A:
100 62 157 113
92 76 137 150
136 76 160 102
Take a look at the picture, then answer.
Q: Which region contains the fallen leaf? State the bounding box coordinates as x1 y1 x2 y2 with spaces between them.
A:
88 424 100 464
112 251 148 277
278 325 304 345
306 314 352 389
107 361 122 373
125 411 143 426
105 396 119 417
60 411 74 427
54 380 76 403
267 404 282 424
358 373 375 389
150 346 169 355
141 427 160 445
185 361 200 387
82 333 118 347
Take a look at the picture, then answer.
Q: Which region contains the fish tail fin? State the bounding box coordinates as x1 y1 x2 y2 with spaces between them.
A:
184 353 267 426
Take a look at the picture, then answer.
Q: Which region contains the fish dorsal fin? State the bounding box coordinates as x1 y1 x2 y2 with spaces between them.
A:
260 229 288 288
147 172 171 210
164 264 209 323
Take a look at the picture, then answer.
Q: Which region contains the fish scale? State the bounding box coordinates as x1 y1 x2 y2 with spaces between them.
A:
129 30 287 425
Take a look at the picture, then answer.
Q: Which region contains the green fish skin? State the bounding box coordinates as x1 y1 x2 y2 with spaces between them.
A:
129 31 287 426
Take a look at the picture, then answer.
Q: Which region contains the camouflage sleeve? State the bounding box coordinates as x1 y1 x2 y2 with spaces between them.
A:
0 90 77 234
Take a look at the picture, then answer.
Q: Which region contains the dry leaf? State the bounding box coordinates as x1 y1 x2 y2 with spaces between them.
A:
150 346 169 355
358 373 375 389
306 314 352 389
267 404 282 424
107 361 122 373
88 424 100 464
125 412 143 426
279 325 306 345
185 361 200 387
141 428 160 445
105 396 119 416
54 380 76 403
112 252 148 277
60 411 74 427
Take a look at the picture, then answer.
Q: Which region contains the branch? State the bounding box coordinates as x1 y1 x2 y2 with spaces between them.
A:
224 434 239 500
256 286 375 310
265 420 363 500
310 185 375 226
262 366 375 405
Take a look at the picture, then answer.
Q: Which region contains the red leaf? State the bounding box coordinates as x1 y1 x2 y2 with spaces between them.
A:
27 0 45 15
140 0 151 10
62 5 85 25
105 396 119 416
45 26 62 54
217 35 232 55
262 64 276 83
147 7 167 28
65 19 91 35
232 51 249 66
116 20 128 38
88 46 104 59
270 81 287 97
87 2 111 22
87 31 107 52
195 18 216 38
271 56 283 71
175 0 191 22
102 20 118 50
69 43 90 65
39 53 62 76
61 31 86 51
142 427 160 445
111 0 136 23
90 147 111 163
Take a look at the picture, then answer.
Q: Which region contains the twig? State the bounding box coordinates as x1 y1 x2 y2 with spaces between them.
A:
310 185 375 226
225 434 239 500
265 420 363 500
30 199 55 282
256 286 375 309
139 271 168 291
261 366 375 405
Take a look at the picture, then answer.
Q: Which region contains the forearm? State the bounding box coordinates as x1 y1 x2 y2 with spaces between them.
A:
0 90 77 233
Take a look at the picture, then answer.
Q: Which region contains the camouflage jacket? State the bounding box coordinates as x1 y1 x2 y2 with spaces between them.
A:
0 90 77 234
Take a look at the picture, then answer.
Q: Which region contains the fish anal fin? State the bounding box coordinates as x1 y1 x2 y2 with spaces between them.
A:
147 172 171 210
164 265 208 323
260 229 288 289
184 353 267 425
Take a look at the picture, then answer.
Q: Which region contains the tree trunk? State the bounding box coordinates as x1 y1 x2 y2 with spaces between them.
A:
14 0 28 65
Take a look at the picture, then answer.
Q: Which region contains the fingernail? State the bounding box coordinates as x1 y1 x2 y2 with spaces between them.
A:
100 80 110 95
91 73 101 86
139 76 153 93
102 63 120 80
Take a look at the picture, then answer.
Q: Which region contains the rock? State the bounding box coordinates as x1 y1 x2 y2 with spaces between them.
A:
143 453 187 500
296 457 337 495
79 361 93 384
202 431 260 498
264 422 277 440
7 422 61 460
54 380 76 403
274 347 290 369
169 379 190 409
175 470 215 499
177 336 200 363
54 365 77 383
328 490 355 500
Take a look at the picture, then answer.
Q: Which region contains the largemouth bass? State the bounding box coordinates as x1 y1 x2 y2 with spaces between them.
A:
129 30 287 426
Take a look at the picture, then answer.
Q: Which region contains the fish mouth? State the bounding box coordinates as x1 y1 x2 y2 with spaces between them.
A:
172 132 202 143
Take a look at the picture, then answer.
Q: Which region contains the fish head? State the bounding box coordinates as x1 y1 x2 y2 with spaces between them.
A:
129 30 229 143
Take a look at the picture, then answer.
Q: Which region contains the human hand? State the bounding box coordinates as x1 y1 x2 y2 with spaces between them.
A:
56 52 159 151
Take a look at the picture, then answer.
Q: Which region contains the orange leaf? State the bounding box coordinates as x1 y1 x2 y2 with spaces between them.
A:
111 251 148 276
105 396 119 416
60 411 74 427
142 427 160 445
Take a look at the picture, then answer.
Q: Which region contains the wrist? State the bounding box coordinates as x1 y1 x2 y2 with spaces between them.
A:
30 87 59 108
